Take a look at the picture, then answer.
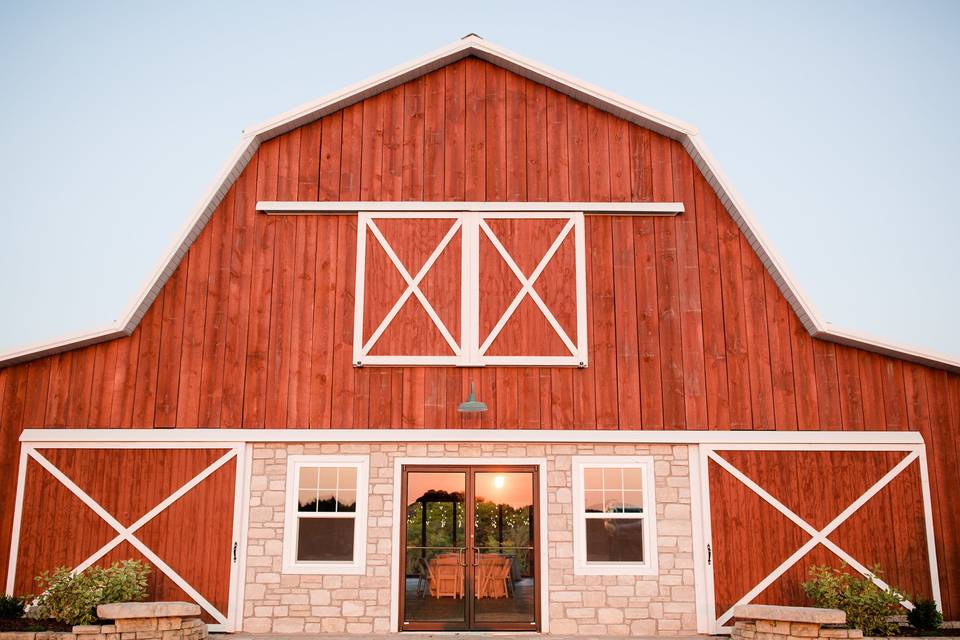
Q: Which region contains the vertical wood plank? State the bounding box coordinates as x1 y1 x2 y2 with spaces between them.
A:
546 90 573 428
197 193 234 428
670 141 707 428
568 99 597 429
309 113 343 427
175 217 212 427
739 235 775 429
221 152 259 427
836 345 865 429
692 172 729 428
764 273 798 429
242 138 280 428
651 133 685 428
715 202 751 429
265 129 301 428
812 340 842 428
154 260 189 428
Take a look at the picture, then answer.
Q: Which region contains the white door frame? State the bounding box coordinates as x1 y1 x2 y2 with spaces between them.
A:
694 441 941 634
5 440 248 633
388 456 550 633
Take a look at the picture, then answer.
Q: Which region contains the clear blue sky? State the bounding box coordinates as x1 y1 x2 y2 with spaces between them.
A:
1 1 958 360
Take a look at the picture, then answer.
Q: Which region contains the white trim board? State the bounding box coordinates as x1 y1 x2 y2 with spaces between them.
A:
1 36 957 372
18 428 925 445
5 442 248 632
257 200 684 215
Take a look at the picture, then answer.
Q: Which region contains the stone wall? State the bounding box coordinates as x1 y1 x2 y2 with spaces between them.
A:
243 441 695 636
0 603 207 640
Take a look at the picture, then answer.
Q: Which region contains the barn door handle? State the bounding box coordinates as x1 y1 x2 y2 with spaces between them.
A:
707 543 712 565
233 542 238 562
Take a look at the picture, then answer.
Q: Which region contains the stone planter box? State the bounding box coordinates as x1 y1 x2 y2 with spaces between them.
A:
0 602 206 640
732 604 861 640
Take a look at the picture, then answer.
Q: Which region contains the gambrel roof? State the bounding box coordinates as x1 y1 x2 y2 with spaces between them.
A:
2 35 957 371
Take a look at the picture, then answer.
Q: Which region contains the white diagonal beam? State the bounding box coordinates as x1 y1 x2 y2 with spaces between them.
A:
478 217 577 356
73 449 238 575
363 218 462 356
711 449 919 625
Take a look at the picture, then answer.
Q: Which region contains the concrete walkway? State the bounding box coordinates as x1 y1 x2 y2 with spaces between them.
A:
212 634 711 639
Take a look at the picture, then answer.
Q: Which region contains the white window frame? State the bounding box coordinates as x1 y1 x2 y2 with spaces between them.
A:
282 455 369 575
353 211 588 367
572 455 659 576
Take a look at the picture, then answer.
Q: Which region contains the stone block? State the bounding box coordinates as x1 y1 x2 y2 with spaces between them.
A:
598 607 624 624
114 619 158 633
757 620 792 634
734 604 846 625
790 622 820 637
99 603 200 620
271 618 304 633
73 625 104 634
156 618 181 631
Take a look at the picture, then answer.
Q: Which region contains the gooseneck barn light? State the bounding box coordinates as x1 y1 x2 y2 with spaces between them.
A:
457 382 488 413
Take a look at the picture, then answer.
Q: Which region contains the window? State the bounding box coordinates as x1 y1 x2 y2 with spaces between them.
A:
283 455 368 574
353 211 588 367
572 456 658 575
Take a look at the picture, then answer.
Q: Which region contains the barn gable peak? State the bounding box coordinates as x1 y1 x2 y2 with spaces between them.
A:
1 36 957 373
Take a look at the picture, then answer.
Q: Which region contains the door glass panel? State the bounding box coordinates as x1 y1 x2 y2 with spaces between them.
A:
403 472 466 625
472 471 536 625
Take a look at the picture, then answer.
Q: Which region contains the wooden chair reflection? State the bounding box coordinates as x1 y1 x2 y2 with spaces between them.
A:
428 554 463 598
475 554 512 599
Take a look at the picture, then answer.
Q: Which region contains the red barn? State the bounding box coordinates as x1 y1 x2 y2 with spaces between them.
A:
1 36 957 635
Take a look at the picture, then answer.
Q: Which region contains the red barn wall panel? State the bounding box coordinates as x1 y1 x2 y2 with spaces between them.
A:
0 55 958 616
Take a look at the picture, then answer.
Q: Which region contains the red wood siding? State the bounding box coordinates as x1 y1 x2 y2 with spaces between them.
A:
0 56 958 616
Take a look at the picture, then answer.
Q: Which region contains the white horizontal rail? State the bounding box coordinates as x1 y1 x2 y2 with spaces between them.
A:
257 200 684 215
19 428 924 445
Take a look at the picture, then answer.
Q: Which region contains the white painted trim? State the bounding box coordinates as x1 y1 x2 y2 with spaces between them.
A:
234 445 253 633
688 445 711 635
226 443 248 633
2 36 958 372
571 456 659 576
4 447 29 595
281 455 370 575
5 443 245 631
697 443 940 633
257 200 684 214
917 445 943 609
19 428 926 445
389 456 550 633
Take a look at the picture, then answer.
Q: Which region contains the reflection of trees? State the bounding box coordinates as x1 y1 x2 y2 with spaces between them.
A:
299 497 355 512
475 498 533 575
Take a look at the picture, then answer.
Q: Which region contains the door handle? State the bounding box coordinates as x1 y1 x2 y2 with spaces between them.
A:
707 543 712 565
458 548 467 567
472 548 480 566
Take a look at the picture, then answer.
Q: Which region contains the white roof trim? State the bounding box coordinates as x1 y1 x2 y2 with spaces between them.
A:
2 35 957 373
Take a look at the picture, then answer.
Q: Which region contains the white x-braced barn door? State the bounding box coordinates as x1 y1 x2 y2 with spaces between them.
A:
695 442 940 633
7 443 247 632
353 211 587 367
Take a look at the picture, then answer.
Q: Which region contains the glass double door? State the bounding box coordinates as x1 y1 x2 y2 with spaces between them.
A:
399 465 539 632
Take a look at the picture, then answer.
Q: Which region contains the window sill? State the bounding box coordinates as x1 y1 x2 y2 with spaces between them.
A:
573 561 659 576
281 560 366 575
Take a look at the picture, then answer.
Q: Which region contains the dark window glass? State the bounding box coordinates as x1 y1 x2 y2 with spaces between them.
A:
585 518 644 563
297 518 355 561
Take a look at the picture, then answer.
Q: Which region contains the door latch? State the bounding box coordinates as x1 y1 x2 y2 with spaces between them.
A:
707 543 712 565
233 542 238 562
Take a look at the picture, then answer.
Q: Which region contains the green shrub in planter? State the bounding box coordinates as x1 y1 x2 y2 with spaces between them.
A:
802 564 907 637
31 560 150 626
0 594 26 619
907 598 943 632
